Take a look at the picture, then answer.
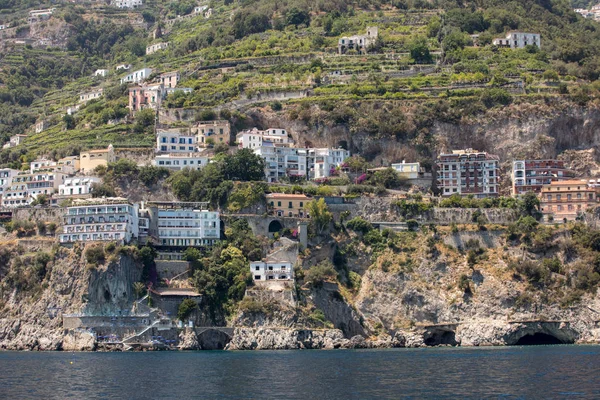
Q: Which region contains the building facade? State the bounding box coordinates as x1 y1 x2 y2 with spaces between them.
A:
436 149 500 198
80 145 116 174
193 120 231 147
156 129 197 153
267 193 310 217
2 171 66 208
111 0 143 9
58 177 101 197
237 128 292 149
146 42 169 55
493 32 541 49
391 161 420 180
251 257 294 281
309 148 350 180
153 153 209 171
160 71 180 88
338 26 378 54
512 160 575 196
94 69 109 77
3 134 27 149
0 168 20 200
120 68 153 84
139 202 219 247
540 180 598 221
79 89 103 103
129 83 164 111
59 198 140 244
255 145 308 182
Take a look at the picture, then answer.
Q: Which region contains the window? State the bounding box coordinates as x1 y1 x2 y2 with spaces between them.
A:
288 202 293 208
299 202 303 207
277 201 281 207
254 275 261 280
255 266 260 271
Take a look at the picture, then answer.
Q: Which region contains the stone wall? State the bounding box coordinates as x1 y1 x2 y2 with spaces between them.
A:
427 208 518 225
115 148 155 166
442 231 504 249
156 260 190 280
13 207 65 225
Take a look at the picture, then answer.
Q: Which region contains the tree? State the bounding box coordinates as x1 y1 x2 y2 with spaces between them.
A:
223 149 266 181
409 36 433 64
307 198 332 235
177 298 199 321
285 7 310 27
63 114 76 130
372 168 406 189
519 192 542 220
133 282 146 299
133 109 155 134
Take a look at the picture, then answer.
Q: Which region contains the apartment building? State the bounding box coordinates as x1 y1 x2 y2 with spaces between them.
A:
146 42 169 55
153 153 209 171
30 159 56 173
128 83 164 111
80 145 116 174
540 180 599 221
0 168 20 200
139 202 220 247
267 193 310 217
436 149 500 198
57 156 81 175
59 198 140 244
255 145 308 182
156 129 197 153
237 128 292 149
492 32 541 49
2 171 66 208
512 160 575 195
58 177 101 197
338 26 379 54
309 148 350 180
120 68 153 84
193 120 231 147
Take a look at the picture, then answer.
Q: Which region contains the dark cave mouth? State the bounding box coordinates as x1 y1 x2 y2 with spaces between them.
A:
424 330 458 346
513 332 568 346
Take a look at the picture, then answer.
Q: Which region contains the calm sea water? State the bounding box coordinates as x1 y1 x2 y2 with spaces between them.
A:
1 346 600 399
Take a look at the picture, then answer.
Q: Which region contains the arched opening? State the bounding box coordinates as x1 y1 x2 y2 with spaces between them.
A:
268 220 283 234
197 329 231 350
514 333 566 346
423 329 458 346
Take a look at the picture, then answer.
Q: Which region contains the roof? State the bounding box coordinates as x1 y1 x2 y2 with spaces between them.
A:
266 193 310 200
547 180 588 185
154 288 201 297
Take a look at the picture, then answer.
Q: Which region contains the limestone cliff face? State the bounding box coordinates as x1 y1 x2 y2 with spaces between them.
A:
0 244 142 350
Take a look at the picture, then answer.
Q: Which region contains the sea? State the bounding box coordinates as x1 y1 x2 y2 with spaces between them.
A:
1 345 600 399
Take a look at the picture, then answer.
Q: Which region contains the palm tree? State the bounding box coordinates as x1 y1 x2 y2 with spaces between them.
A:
133 282 146 299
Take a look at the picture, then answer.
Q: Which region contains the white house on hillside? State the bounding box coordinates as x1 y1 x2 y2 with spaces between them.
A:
120 68 153 84
493 32 541 49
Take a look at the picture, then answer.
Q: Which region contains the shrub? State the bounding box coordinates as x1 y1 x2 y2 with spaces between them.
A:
346 217 373 234
85 245 106 265
177 298 199 321
304 261 337 287
458 274 472 295
348 271 361 290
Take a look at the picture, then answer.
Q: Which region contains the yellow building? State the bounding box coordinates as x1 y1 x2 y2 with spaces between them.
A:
267 193 310 217
80 145 115 174
540 180 598 221
57 156 80 174
193 120 231 147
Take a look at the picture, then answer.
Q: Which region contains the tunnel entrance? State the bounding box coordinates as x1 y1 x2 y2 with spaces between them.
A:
514 333 565 346
423 329 458 346
268 220 283 234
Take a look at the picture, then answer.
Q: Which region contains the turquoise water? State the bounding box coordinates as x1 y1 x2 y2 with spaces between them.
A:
1 346 600 399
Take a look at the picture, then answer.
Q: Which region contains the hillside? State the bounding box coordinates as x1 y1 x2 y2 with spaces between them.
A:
0 0 599 172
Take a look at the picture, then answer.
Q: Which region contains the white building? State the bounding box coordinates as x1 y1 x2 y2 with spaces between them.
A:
111 0 143 9
116 64 131 71
338 26 378 54
57 156 80 175
391 161 420 180
139 202 219 247
94 69 109 78
250 247 295 281
146 42 169 55
492 32 541 49
59 198 140 244
237 128 292 149
120 67 153 84
2 171 66 208
35 120 48 134
156 129 197 153
58 177 101 197
0 24 11 30
0 169 20 199
3 134 27 149
28 8 54 23
255 145 308 182
309 148 351 180
79 88 103 103
153 153 209 171
30 159 56 173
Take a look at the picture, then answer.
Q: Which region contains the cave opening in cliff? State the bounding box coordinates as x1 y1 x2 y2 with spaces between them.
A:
424 330 458 346
514 333 565 346
268 220 283 234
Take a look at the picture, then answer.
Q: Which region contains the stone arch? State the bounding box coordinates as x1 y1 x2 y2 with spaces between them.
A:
423 328 458 346
504 323 577 346
514 333 565 346
268 220 283 234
